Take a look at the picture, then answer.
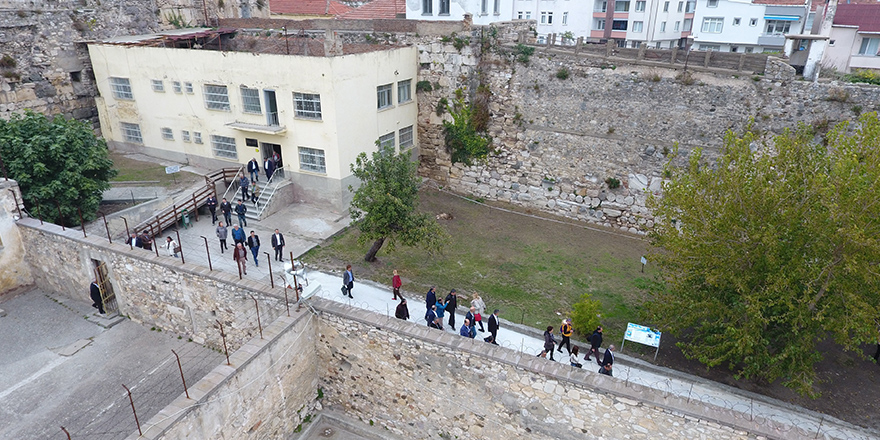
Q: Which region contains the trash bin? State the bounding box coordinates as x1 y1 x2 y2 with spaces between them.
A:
181 209 191 229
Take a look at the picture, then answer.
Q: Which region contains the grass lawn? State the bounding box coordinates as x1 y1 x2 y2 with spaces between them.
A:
109 151 201 189
302 187 655 343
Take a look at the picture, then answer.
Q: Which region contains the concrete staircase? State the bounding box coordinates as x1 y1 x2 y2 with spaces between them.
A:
244 178 283 222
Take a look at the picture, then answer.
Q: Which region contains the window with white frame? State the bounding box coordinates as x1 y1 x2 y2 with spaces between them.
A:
701 17 723 33
399 126 414 149
422 0 432 14
494 0 499 14
706 0 717 7
674 20 680 30
204 84 230 111
614 0 629 11
151 79 165 92
482 0 487 14
185 82 194 94
240 86 262 114
439 0 449 14
379 132 395 150
182 130 191 142
700 44 721 51
663 1 669 12
611 19 627 30
635 0 645 11
595 18 606 30
686 0 695 12
859 37 880 56
677 1 683 12
541 11 553 24
172 81 182 93
194 132 203 144
562 11 568 25
377 84 393 109
294 92 322 119
298 146 326 173
660 21 666 32
750 18 758 26
109 77 133 100
745 46 754 53
161 127 173 140
683 18 693 31
398 80 412 104
733 17 741 25
211 135 238 159
632 21 644 32
765 20 791 35
120 122 142 143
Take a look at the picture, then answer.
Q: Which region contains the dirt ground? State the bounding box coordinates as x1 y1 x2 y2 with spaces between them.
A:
308 187 880 432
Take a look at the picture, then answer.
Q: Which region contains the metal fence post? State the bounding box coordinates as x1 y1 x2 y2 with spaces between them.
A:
175 230 185 264
200 236 212 270
216 320 230 365
121 216 132 249
249 294 262 339
102 213 112 243
122 384 142 436
77 208 86 237
265 252 274 288
55 201 65 230
171 349 190 399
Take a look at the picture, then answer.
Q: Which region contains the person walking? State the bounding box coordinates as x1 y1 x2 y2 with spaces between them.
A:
231 224 246 246
127 233 141 248
484 309 500 345
588 326 603 363
425 286 437 311
216 222 228 254
233 242 248 275
271 229 285 261
444 289 458 328
89 280 105 315
471 292 486 332
425 305 437 327
392 269 403 300
538 326 557 361
465 307 476 334
600 345 615 376
138 231 153 251
247 231 260 267
206 195 218 224
395 299 410 320
460 318 475 338
342 264 354 298
235 199 248 227
264 156 275 181
434 297 447 324
219 198 232 226
247 158 260 182
570 346 583 368
557 318 573 355
239 173 250 201
164 236 179 258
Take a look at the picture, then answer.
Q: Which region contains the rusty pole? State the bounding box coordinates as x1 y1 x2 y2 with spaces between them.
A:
289 250 294 264
171 349 190 399
77 208 86 237
34 199 42 225
249 294 263 339
282 280 290 317
121 216 132 249
192 193 199 221
174 230 184 264
293 274 301 303
55 201 65 230
101 213 112 243
216 320 230 365
200 236 212 270
7 189 22 219
122 384 142 436
172 204 178 229
60 426 71 440
265 252 274 288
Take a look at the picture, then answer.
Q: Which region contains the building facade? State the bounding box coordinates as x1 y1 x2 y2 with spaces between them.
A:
589 0 695 48
691 0 809 53
88 29 418 209
822 3 880 73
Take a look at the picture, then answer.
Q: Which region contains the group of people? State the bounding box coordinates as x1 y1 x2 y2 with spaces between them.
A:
247 155 279 184
215 226 287 275
205 195 249 229
540 323 616 376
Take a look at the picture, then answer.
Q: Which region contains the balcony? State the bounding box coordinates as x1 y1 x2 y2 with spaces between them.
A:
757 34 786 47
226 121 287 135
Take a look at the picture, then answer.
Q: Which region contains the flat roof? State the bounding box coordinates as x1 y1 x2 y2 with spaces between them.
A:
100 27 237 45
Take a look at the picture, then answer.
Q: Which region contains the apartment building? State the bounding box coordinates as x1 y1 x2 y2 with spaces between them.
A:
589 0 696 48
821 3 880 73
691 0 809 53
404 0 516 25
88 29 418 209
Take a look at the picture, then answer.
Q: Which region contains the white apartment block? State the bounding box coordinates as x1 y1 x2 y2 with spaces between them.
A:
588 0 696 48
691 0 809 53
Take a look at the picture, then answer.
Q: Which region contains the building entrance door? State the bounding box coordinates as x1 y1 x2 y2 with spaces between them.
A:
262 143 283 179
92 260 118 314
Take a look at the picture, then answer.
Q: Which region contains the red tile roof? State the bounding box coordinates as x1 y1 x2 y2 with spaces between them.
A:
270 0 354 16
834 3 880 33
337 0 405 19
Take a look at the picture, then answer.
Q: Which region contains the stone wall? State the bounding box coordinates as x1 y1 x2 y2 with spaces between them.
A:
128 311 319 440
17 218 286 349
0 180 33 293
423 47 880 232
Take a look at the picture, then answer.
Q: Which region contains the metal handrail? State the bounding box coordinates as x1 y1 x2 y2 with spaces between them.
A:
221 164 246 203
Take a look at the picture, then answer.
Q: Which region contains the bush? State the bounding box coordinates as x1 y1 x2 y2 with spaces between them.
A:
675 71 696 85
605 177 621 189
555 67 570 80
436 97 448 116
514 43 535 65
416 80 433 93
570 293 602 335
843 69 880 86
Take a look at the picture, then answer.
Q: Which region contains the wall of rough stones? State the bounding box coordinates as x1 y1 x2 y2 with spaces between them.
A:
421 45 880 233
17 218 286 349
0 0 159 122
0 180 33 293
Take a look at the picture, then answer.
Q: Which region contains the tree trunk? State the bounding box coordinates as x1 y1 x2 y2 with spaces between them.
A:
364 237 385 262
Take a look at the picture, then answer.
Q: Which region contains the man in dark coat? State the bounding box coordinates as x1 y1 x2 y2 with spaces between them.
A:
600 344 615 376
246 231 260 267
342 265 354 298
138 231 153 251
425 286 437 311
484 309 500 345
233 243 248 275
444 289 458 328
588 326 603 362
247 158 260 182
239 174 250 200
206 195 218 224
395 299 410 320
219 198 233 225
127 233 141 248
235 199 248 227
90 280 105 314
425 305 437 327
271 229 285 261
264 157 275 181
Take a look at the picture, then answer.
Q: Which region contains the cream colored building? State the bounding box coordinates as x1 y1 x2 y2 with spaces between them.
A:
88 29 419 209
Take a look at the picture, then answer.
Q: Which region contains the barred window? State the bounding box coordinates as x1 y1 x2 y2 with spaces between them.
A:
241 87 261 114
193 132 203 144
377 84 393 109
172 81 182 93
151 79 165 92
211 135 237 159
399 125 414 149
185 82 194 94
293 92 322 119
110 77 133 100
182 130 191 142
379 132 395 150
120 122 142 143
160 127 173 140
398 79 412 104
299 146 326 173
204 84 230 111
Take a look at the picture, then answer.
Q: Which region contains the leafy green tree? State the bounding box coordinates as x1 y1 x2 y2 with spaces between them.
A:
0 111 116 226
443 93 491 166
570 293 602 336
647 114 880 396
349 144 448 262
